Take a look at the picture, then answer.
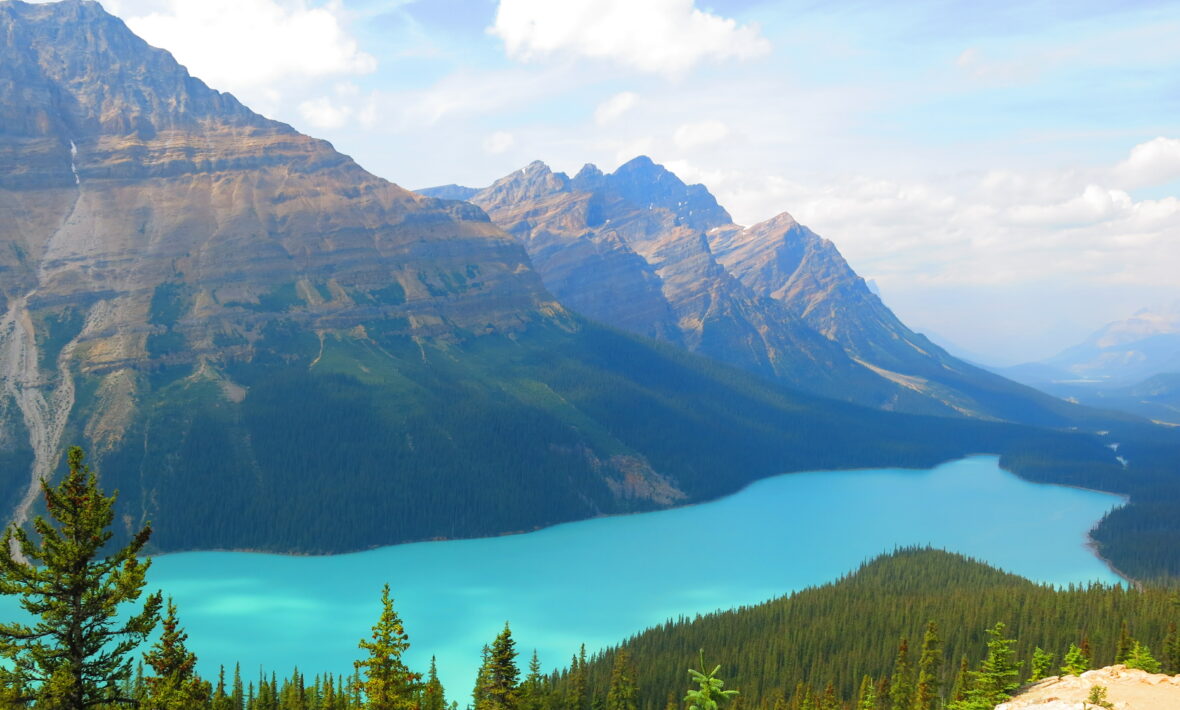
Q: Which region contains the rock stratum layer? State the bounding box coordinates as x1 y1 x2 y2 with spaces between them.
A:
424 159 1110 426
1 0 1101 554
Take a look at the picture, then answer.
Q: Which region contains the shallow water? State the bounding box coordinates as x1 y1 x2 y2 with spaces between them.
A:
0 456 1124 697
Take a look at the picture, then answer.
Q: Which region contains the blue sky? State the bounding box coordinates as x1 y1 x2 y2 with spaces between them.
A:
85 0 1180 363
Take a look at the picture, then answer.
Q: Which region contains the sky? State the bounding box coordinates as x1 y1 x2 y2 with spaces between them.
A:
67 0 1180 364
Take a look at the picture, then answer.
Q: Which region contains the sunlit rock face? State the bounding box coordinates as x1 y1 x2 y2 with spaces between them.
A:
0 0 564 545
435 158 913 409
426 157 1095 425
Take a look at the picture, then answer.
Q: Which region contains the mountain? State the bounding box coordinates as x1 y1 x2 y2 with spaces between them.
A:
1006 304 1180 385
0 0 1125 556
1027 372 1180 426
421 160 1106 428
548 548 1180 710
427 159 922 409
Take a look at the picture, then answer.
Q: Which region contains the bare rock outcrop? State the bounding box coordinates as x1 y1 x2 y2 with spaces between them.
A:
996 666 1180 709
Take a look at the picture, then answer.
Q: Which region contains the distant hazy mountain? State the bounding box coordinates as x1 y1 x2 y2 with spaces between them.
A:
2 0 1086 555
1006 304 1180 385
423 159 1099 427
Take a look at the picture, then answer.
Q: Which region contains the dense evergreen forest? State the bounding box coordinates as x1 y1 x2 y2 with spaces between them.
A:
556 548 1180 710
71 313 1180 582
2 453 1178 710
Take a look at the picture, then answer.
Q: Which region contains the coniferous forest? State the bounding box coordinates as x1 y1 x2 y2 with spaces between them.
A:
2 450 1178 710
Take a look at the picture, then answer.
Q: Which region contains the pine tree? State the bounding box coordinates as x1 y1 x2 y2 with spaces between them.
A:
1114 621 1132 664
233 664 246 710
143 598 210 709
948 656 969 706
855 676 875 710
684 651 738 710
1061 644 1090 676
949 622 1021 710
607 650 638 710
568 646 588 710
213 666 232 710
818 683 838 710
1164 623 1180 675
519 651 545 710
474 645 492 710
355 584 420 710
1027 647 1054 682
913 622 942 710
888 638 913 710
0 446 162 709
1123 642 1161 673
479 623 521 710
423 657 447 710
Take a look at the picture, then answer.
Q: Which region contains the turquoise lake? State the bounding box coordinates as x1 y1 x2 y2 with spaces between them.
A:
0 456 1124 696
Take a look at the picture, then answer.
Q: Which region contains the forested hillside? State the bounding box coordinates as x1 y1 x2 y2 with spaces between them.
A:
554 548 1180 710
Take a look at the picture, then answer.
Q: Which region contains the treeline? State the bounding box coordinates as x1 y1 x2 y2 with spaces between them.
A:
85 318 1152 565
552 548 1180 710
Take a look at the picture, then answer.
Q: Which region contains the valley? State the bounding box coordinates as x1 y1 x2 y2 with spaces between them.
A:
0 456 1125 698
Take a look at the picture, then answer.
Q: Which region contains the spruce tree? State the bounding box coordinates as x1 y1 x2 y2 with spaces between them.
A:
948 622 1021 710
143 597 210 709
1123 642 1161 673
913 622 942 710
948 657 968 708
518 651 545 710
607 650 638 710
474 645 492 710
1061 643 1090 676
477 624 520 710
888 638 913 710
567 646 588 710
1164 623 1180 675
0 446 162 709
1114 621 1132 664
355 584 420 710
213 666 232 710
233 664 245 710
423 657 447 710
684 651 738 710
855 676 875 710
1027 647 1054 682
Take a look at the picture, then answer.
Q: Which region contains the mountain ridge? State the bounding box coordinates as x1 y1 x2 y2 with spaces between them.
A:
421 158 1117 427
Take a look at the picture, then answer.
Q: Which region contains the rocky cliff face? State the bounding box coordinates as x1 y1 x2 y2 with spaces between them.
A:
433 158 918 408
425 158 1096 424
996 666 1180 709
0 0 559 543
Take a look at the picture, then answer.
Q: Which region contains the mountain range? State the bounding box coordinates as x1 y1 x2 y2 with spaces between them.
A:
2 0 1178 578
421 160 1113 427
999 304 1180 424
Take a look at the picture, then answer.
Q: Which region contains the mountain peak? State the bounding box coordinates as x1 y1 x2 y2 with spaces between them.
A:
476 159 570 208
591 155 732 231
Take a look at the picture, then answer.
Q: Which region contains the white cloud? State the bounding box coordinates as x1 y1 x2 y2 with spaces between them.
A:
672 119 729 149
670 137 1180 306
490 0 771 76
126 0 376 96
1113 137 1180 189
298 96 352 130
594 92 639 125
483 131 516 155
